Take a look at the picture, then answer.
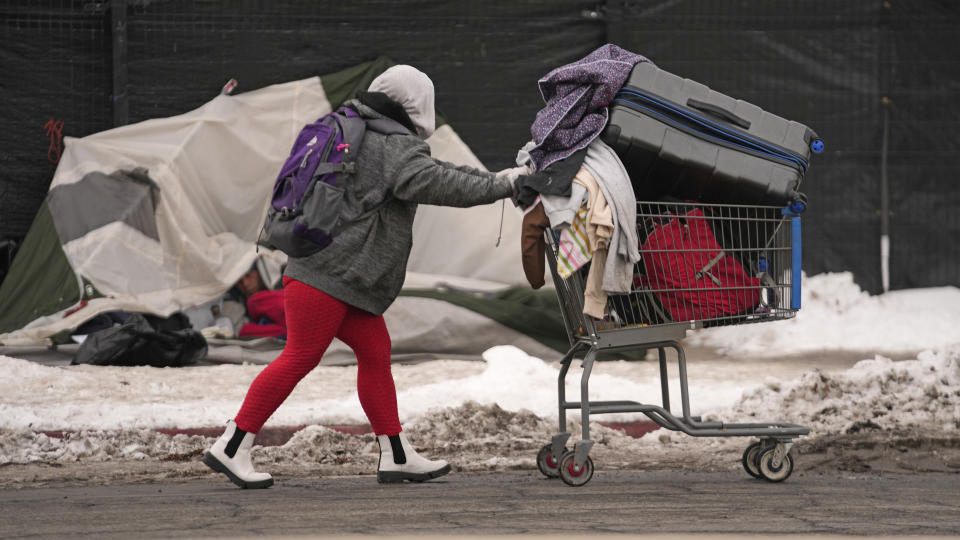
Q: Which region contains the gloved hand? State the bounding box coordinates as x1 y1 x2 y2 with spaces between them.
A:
495 164 531 182
497 165 532 207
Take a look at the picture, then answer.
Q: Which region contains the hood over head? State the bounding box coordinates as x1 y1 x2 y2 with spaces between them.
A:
367 65 436 139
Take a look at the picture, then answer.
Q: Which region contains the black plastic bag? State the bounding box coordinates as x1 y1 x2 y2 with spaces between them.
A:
72 313 207 367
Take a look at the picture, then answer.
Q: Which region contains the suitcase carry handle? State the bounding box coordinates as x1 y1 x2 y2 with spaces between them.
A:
686 99 751 130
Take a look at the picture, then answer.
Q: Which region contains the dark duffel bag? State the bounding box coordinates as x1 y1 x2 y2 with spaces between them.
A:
72 312 207 367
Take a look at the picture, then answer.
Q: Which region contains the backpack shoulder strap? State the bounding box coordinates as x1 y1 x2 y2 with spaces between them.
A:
330 107 400 223
334 108 368 149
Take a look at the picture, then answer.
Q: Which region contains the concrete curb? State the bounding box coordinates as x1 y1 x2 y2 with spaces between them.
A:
41 421 660 446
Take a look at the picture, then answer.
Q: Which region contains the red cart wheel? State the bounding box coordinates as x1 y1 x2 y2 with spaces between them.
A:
558 451 594 487
536 444 563 478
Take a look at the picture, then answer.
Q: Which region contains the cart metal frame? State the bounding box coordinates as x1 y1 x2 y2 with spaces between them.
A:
539 200 809 486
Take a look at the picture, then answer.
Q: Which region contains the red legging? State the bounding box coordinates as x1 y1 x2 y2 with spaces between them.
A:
234 277 401 436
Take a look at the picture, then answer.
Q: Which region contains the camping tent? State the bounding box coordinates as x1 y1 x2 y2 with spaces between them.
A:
0 58 530 346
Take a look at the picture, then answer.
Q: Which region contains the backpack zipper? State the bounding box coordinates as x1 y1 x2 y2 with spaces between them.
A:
299 136 319 171
318 119 340 164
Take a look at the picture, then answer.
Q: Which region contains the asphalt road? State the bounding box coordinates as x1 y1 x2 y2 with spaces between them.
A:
0 470 958 539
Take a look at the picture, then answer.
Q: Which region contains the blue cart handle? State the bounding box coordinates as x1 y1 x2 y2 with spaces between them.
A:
782 206 803 310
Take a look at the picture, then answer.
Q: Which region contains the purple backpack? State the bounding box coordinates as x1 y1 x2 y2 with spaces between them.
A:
261 106 409 257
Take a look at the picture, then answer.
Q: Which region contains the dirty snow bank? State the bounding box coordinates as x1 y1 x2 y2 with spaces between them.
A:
712 345 960 436
3 272 959 477
3 346 958 468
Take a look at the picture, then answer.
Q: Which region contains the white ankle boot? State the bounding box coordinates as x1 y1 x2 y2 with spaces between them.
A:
377 432 451 483
203 420 273 489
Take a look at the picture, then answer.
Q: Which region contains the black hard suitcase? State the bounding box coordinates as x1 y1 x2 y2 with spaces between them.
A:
602 62 823 206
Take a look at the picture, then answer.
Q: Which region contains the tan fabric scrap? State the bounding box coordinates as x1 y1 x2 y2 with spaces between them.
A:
573 167 613 318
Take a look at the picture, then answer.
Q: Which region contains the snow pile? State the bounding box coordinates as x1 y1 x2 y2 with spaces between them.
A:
4 346 958 467
0 358 274 430
713 345 960 435
0 402 549 468
0 401 650 471
259 425 378 469
0 429 209 464
0 346 742 430
256 401 561 472
687 272 960 356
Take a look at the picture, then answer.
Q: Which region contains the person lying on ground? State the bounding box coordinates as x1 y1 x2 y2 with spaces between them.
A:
231 266 286 339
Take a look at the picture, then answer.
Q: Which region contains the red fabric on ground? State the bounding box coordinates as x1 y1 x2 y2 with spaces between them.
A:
238 289 286 338
238 321 285 338
234 277 401 436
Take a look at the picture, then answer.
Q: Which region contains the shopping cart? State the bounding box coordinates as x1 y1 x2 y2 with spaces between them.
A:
537 199 809 486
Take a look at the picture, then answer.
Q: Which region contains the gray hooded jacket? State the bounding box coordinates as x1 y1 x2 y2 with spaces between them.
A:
284 98 513 314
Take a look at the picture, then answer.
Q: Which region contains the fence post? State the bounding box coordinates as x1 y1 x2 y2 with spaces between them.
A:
878 0 894 292
111 0 128 127
879 97 891 293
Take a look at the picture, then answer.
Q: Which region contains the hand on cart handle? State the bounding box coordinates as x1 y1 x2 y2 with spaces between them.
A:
493 164 533 208
494 164 530 182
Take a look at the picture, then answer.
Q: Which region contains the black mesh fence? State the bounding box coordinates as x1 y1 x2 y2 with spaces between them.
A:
611 0 960 293
0 0 112 282
1 0 957 292
883 3 960 289
120 0 601 167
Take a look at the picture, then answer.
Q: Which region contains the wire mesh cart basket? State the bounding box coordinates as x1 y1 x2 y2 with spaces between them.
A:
538 200 809 486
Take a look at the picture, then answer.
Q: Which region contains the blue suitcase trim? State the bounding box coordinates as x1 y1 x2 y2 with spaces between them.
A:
614 87 811 173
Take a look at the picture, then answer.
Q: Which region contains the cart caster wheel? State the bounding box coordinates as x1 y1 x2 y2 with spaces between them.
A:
741 442 763 479
558 451 594 487
536 444 564 478
757 447 794 483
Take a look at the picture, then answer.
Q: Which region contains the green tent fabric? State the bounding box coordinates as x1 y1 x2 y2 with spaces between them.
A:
399 287 647 360
400 287 570 353
0 201 82 335
322 56 397 109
